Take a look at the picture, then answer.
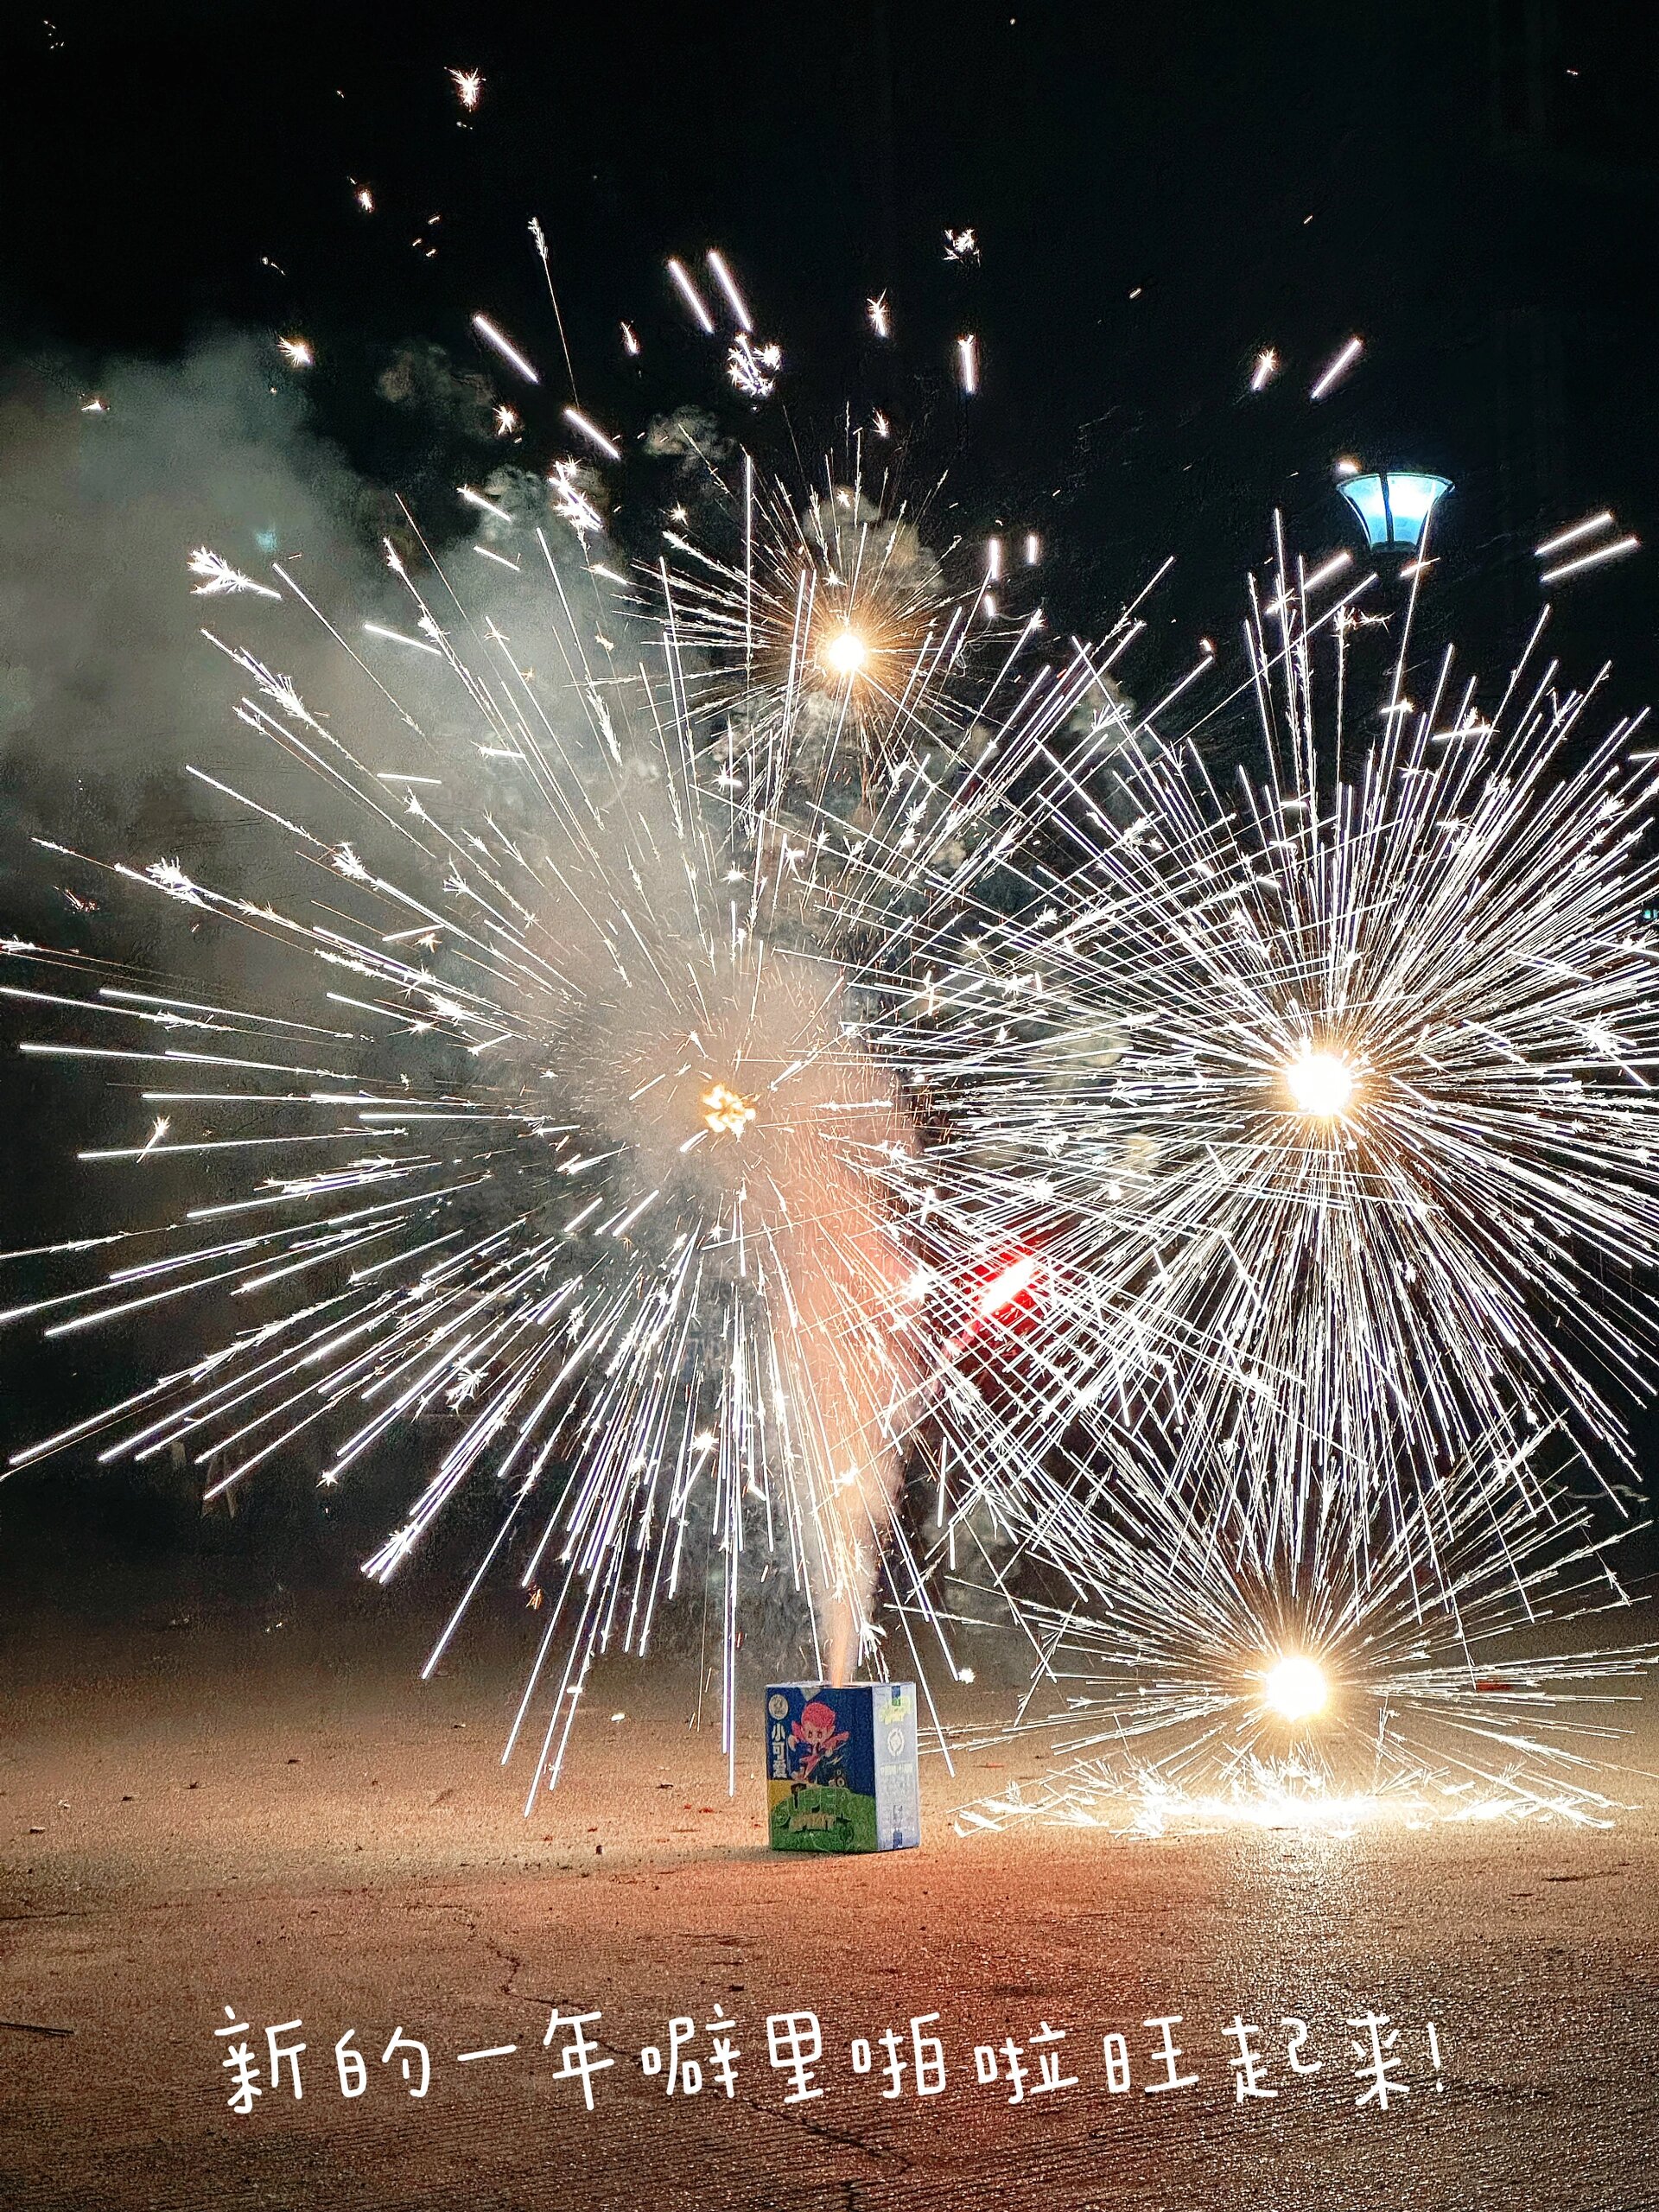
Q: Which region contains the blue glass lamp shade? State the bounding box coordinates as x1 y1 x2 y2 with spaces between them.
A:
1338 471 1452 550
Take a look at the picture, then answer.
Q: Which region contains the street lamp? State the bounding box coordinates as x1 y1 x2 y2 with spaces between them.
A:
1338 469 1452 552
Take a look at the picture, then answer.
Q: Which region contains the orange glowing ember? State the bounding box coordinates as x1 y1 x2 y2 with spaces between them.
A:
702 1083 756 1137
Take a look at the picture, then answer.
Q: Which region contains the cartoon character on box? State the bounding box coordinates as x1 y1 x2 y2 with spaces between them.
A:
788 1698 850 1791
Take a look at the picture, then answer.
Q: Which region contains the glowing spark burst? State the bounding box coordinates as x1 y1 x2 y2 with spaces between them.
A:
10 239 1658 1831
449 67 483 111
947 1428 1656 1834
1261 1652 1327 1722
893 536 1659 1525
546 460 603 538
700 1083 756 1138
276 337 314 370
1249 346 1279 391
727 334 782 400
1283 1047 1354 1118
658 454 991 811
868 294 891 340
944 227 980 264
821 627 870 681
187 550 281 602
8 493 1047 1800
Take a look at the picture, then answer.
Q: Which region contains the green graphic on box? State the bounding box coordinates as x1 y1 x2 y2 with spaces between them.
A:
766 1681 920 1853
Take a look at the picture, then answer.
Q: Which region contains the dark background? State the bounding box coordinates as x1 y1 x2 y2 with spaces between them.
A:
3 0 1657 1606
6 3 1656 665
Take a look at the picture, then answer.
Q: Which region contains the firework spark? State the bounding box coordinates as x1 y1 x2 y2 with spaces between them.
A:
650 445 1046 907
10 215 1658 1831
1309 334 1363 399
869 533 1659 1541
188 549 282 601
665 257 715 334
470 313 540 385
950 1428 1656 1834
727 334 783 401
1 508 1022 1800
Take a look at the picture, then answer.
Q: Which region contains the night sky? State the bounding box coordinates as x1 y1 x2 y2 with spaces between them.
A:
3 0 1658 1585
8 5 1658 657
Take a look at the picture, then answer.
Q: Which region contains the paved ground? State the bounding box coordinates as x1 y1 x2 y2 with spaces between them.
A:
3 1592 1658 2211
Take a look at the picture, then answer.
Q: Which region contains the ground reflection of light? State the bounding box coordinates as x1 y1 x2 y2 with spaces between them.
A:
953 1759 1623 1840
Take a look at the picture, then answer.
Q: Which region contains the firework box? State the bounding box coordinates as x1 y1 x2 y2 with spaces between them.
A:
765 1681 921 1853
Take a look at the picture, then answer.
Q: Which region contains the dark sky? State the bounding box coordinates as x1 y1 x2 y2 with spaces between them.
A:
3 0 1658 1580
6 2 1658 673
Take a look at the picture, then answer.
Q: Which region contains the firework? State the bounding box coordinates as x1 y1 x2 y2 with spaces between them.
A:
727 334 783 401
859 531 1659 1549
6 194 1656 1833
657 451 1000 830
949 1422 1656 1834
0 507 1006 1799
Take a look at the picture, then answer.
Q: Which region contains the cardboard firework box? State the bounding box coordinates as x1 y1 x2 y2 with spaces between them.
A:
765 1681 921 1853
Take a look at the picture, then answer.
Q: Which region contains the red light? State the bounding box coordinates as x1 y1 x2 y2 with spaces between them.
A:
975 1252 1043 1320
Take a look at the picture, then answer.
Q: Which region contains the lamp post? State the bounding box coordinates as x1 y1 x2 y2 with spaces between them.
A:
1338 469 1452 552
